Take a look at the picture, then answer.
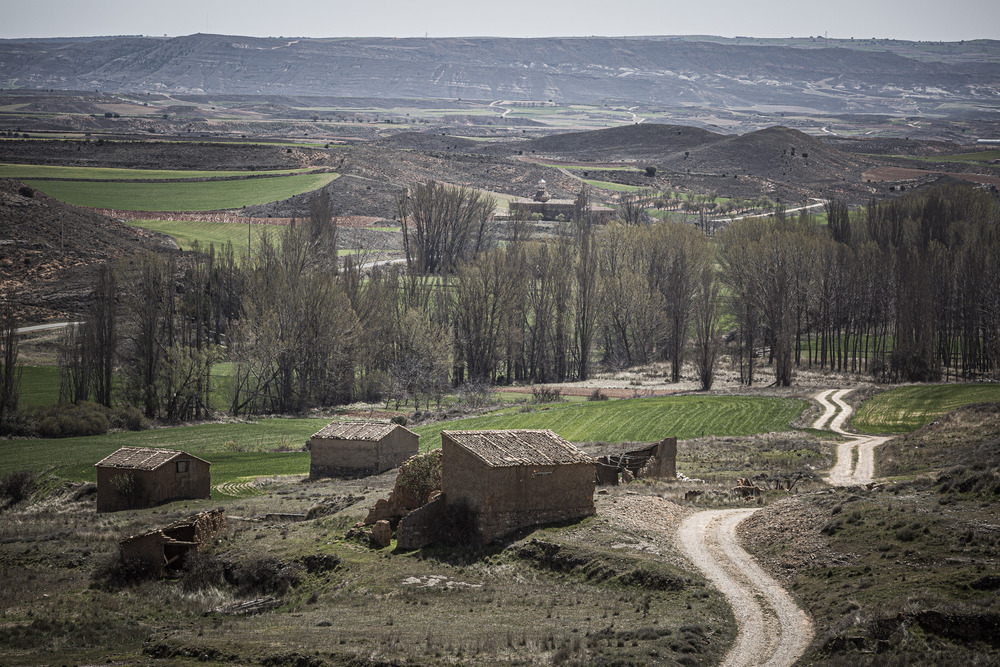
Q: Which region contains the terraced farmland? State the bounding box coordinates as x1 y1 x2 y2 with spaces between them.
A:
413 395 808 450
851 383 1000 434
24 172 338 211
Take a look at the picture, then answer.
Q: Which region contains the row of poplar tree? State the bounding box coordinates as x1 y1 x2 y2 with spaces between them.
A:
42 182 1000 420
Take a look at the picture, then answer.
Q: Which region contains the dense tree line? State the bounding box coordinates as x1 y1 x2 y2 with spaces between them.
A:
48 183 1000 421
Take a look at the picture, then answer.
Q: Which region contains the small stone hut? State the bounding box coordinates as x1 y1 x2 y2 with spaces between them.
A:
309 421 419 479
119 509 226 575
95 447 211 513
440 429 595 544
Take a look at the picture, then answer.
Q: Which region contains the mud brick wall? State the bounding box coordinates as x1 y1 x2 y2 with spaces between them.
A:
310 429 418 478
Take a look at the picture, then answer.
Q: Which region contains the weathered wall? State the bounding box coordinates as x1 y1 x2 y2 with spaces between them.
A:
396 496 445 550
310 429 418 478
97 455 210 513
442 436 595 544
655 437 677 479
377 429 420 472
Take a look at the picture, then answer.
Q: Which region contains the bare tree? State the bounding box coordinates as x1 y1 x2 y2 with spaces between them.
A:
0 296 21 427
308 189 339 273
398 181 498 274
692 263 722 390
616 190 653 225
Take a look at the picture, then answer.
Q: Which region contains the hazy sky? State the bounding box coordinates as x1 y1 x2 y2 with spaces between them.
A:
2 0 998 42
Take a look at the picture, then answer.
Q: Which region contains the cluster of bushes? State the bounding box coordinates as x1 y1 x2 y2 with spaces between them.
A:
0 470 37 510
2 402 147 438
531 385 563 403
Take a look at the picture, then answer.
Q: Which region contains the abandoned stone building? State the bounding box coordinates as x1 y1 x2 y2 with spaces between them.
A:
95 447 211 513
309 420 419 478
397 429 595 547
507 180 614 222
119 509 226 575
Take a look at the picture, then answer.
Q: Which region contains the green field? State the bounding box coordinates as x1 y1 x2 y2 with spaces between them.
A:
413 395 808 450
852 383 1000 434
128 219 290 253
18 366 61 406
0 418 327 498
0 163 312 180
581 179 646 193
25 172 338 211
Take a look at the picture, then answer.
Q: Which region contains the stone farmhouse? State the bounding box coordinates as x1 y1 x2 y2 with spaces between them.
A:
398 429 595 547
95 447 211 513
119 509 226 575
309 420 419 479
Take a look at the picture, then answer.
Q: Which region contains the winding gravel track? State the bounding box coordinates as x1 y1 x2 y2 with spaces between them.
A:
676 509 813 666
815 388 888 486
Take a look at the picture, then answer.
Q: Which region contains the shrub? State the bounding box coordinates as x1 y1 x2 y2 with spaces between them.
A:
588 388 609 401
390 415 408 426
110 405 147 431
457 380 495 409
645 166 657 177
181 552 226 592
229 556 302 596
531 385 563 403
91 553 156 589
0 470 37 509
31 402 110 438
396 450 442 505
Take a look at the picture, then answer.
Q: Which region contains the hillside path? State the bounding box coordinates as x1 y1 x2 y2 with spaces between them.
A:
675 510 814 666
814 389 888 486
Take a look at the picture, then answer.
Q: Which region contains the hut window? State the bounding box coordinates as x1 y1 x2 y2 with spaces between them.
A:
532 469 553 477
176 460 189 473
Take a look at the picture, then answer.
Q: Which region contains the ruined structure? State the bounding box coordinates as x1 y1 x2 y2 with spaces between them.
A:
595 437 677 486
309 421 419 479
402 429 595 546
119 509 226 575
508 183 614 222
95 447 211 513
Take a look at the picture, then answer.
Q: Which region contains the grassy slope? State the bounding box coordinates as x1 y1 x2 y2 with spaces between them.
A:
743 403 1000 665
413 395 808 450
127 219 288 253
18 366 61 406
25 172 338 211
851 383 1000 434
0 418 327 497
0 163 311 180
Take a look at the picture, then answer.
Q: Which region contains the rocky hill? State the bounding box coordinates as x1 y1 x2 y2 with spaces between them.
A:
0 179 173 321
2 34 998 115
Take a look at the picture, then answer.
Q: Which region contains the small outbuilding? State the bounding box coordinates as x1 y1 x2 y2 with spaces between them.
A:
309 421 419 479
439 429 595 544
119 509 226 575
95 447 211 513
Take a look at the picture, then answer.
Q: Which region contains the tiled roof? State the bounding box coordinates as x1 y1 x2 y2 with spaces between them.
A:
95 447 200 470
311 421 410 441
443 429 592 468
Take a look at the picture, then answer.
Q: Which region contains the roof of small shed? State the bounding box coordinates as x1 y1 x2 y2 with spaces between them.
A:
311 421 413 441
95 447 207 470
443 429 592 468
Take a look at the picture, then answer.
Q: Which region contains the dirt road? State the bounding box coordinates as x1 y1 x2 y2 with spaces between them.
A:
675 510 814 666
814 389 888 486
